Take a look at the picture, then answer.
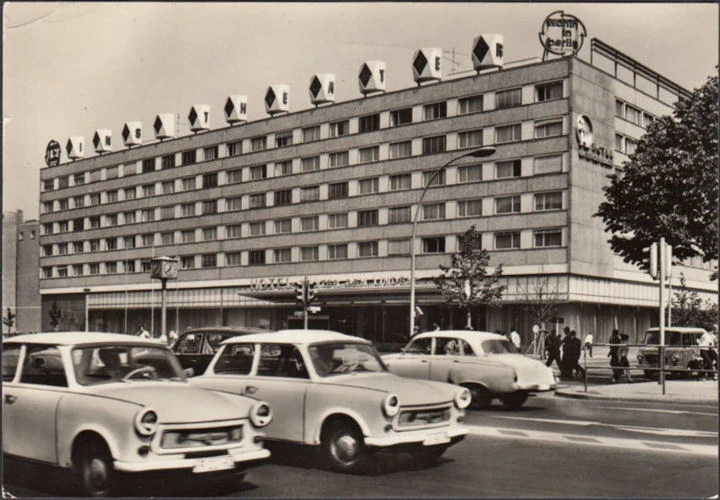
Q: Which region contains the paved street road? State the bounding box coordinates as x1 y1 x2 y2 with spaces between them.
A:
5 390 717 498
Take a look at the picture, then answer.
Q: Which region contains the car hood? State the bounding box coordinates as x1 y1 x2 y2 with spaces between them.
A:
87 383 254 424
322 373 456 405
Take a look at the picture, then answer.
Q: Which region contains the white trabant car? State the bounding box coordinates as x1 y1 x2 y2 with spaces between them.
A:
190 329 471 472
2 332 273 496
383 330 557 410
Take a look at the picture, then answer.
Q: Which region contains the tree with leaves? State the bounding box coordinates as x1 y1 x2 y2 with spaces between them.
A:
596 72 718 277
433 226 505 329
49 301 63 331
2 307 16 334
671 274 718 331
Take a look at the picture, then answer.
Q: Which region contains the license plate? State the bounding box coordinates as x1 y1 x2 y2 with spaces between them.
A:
423 433 450 446
192 455 235 473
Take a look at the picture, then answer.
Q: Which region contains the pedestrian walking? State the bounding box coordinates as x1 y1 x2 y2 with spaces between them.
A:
698 329 717 380
545 329 562 371
583 332 594 358
608 329 622 383
562 330 585 379
618 333 633 383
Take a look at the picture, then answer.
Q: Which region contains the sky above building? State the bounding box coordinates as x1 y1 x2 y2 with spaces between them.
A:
3 2 718 221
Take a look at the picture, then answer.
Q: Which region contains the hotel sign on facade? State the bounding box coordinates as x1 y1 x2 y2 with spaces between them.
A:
250 274 411 293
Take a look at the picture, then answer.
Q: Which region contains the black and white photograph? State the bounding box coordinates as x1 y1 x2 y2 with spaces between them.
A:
2 2 718 497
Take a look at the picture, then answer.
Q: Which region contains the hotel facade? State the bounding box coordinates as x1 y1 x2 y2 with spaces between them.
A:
37 36 716 345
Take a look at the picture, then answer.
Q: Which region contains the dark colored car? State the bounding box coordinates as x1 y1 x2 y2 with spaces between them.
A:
172 326 269 375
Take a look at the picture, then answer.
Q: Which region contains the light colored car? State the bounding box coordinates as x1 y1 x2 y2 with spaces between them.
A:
2 332 273 497
382 330 557 410
636 327 707 378
190 329 471 472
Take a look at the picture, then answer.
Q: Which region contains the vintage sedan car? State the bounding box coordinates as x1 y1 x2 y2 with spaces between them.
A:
2 332 273 497
383 330 557 410
637 327 707 378
190 329 471 472
172 326 269 375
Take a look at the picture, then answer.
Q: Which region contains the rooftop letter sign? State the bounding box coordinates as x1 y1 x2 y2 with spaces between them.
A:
539 10 586 60
45 140 61 167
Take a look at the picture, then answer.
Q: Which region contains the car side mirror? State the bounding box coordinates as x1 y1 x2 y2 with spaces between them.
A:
183 367 195 378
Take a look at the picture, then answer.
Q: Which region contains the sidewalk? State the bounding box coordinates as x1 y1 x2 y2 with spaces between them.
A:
555 379 719 406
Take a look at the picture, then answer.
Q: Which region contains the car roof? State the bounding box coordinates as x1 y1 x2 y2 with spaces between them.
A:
223 329 369 345
646 327 707 333
182 326 269 335
412 330 506 342
3 332 164 346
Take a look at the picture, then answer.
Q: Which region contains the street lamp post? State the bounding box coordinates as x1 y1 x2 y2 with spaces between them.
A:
83 288 91 332
409 147 496 337
150 257 179 340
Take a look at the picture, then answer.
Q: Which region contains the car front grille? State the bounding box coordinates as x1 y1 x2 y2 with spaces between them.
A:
158 423 244 452
396 404 451 430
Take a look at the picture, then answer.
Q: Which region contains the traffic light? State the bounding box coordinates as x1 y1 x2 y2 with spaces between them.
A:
294 281 305 304
307 281 317 303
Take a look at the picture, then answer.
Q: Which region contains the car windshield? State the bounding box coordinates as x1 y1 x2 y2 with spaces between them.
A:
72 345 186 386
644 331 701 346
481 339 518 354
308 342 386 377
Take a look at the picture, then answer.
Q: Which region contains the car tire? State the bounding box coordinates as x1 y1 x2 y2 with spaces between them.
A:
321 421 367 473
76 439 116 497
413 444 449 465
500 391 528 410
462 384 491 410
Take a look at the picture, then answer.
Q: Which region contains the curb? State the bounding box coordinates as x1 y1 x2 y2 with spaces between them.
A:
554 388 719 407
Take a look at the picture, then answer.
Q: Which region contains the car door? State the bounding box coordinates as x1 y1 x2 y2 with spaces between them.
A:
174 332 204 374
3 344 67 463
243 343 308 443
429 337 464 382
387 337 432 379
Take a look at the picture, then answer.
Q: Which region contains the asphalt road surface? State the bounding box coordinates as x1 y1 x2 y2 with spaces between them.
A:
4 389 717 498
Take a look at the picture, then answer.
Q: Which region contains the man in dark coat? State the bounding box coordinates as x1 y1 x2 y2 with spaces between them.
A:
562 330 585 379
545 329 562 371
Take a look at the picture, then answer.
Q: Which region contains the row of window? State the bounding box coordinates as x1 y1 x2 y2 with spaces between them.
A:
615 99 655 129
42 79 566 192
41 189 564 246
40 227 565 278
615 134 638 155
41 142 566 217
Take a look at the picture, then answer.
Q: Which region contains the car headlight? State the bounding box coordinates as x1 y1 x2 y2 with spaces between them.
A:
249 401 272 428
454 388 472 409
134 409 158 436
382 393 400 417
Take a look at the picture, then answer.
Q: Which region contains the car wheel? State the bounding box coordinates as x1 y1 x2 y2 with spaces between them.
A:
462 384 491 410
413 444 449 465
321 421 367 473
500 391 528 410
76 440 116 497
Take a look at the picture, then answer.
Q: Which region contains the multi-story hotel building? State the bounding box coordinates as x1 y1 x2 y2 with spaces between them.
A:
37 36 716 345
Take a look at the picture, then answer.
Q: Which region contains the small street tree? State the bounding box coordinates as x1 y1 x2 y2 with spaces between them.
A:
433 226 505 329
516 274 566 355
671 274 718 330
596 72 718 278
49 301 63 331
2 307 16 334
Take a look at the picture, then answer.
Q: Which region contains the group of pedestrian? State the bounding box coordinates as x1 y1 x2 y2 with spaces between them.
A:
134 324 178 347
544 326 594 380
